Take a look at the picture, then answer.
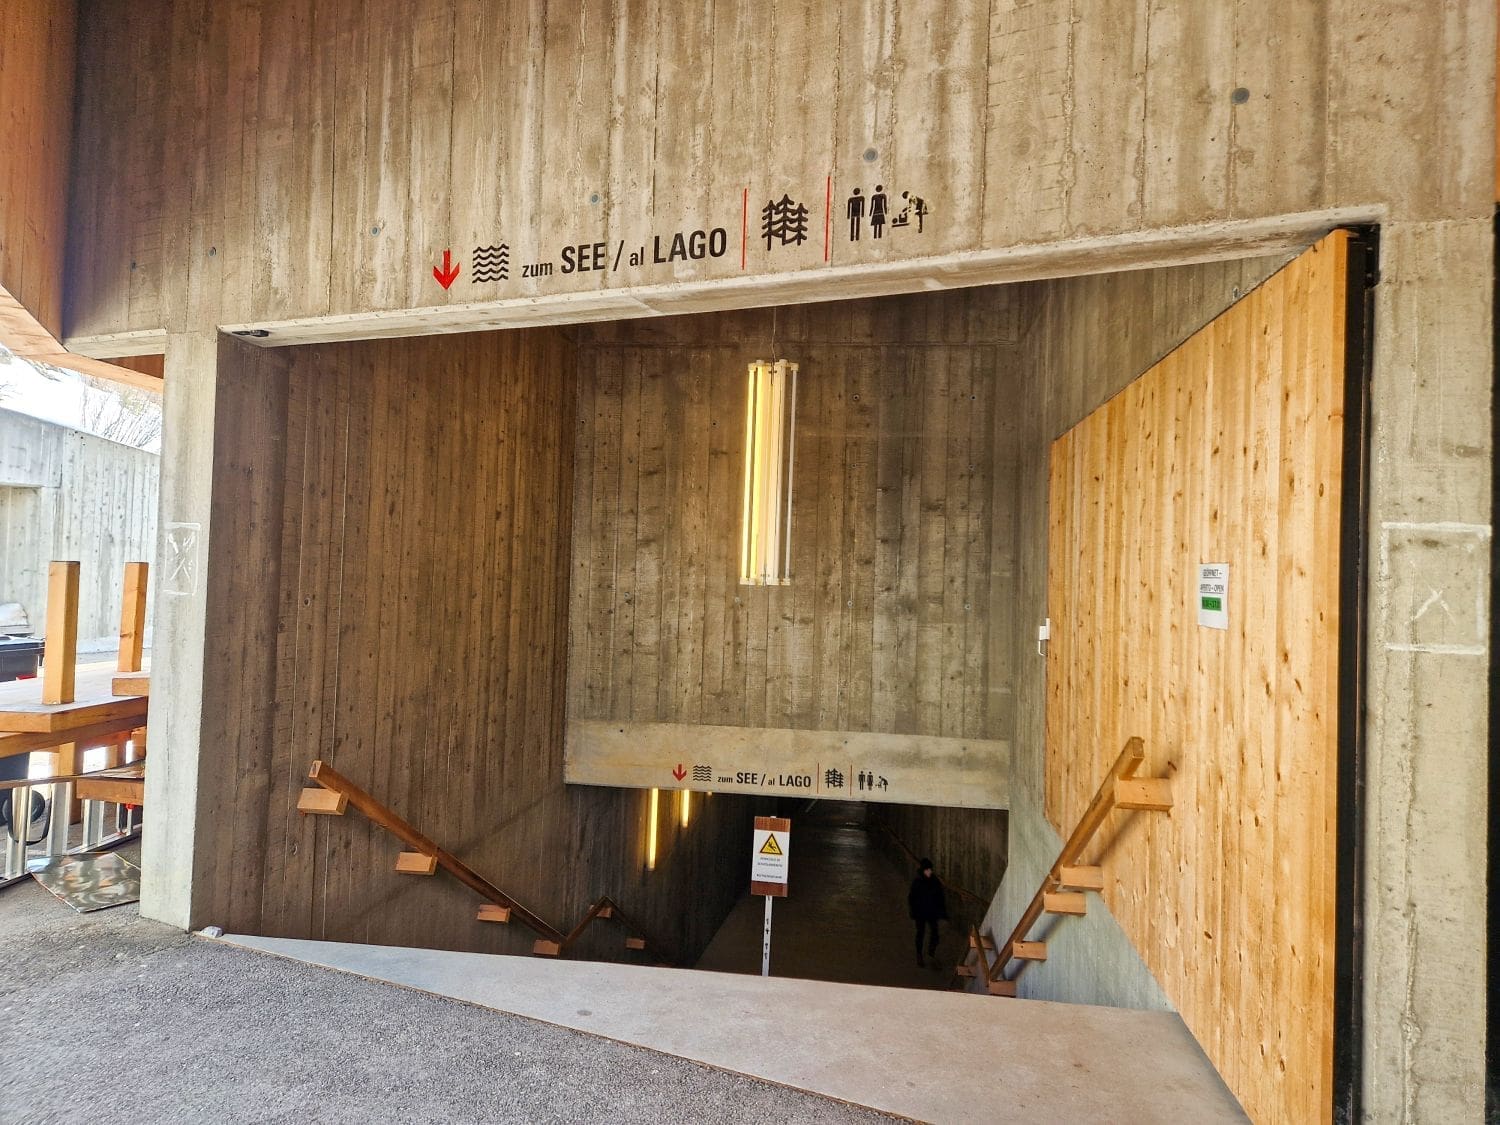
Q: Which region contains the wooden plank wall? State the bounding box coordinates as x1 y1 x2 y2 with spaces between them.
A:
1043 234 1348 1124
568 289 1024 750
0 0 75 338
199 329 754 960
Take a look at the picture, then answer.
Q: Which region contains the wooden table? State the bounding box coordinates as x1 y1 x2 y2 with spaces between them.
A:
0 661 150 820
0 662 149 759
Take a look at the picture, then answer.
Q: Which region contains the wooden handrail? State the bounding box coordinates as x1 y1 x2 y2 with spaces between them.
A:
0 761 140 792
303 760 671 963
307 760 565 943
973 736 1171 992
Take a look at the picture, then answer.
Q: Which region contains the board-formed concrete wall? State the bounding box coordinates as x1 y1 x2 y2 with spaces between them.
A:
0 407 157 645
566 291 1021 809
63 0 1491 348
79 3 1489 1120
143 330 759 962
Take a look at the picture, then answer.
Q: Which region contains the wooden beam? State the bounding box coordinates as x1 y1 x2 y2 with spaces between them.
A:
75 775 145 804
117 562 148 672
624 937 646 950
0 714 139 759
476 904 512 924
0 288 163 391
296 788 347 815
1043 891 1088 916
1058 865 1105 891
533 940 562 956
0 696 148 735
1114 778 1173 812
113 673 150 697
395 851 437 875
986 979 1018 997
1012 941 1048 961
42 561 79 704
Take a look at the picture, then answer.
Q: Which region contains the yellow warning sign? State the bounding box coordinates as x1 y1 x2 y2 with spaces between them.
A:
759 833 784 856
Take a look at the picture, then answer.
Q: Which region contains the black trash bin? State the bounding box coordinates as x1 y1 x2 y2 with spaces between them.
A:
0 637 44 683
0 637 50 842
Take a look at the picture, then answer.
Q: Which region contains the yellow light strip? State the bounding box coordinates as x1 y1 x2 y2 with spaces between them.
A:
739 359 798 586
740 362 761 584
680 789 691 828
646 787 660 870
782 362 797 582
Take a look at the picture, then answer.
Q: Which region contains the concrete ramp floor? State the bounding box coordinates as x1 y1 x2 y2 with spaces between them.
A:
222 934 1246 1123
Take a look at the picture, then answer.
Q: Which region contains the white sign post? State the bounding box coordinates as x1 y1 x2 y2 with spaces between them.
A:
751 816 790 977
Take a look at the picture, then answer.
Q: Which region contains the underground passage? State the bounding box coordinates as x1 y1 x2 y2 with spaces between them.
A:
0 4 1491 1121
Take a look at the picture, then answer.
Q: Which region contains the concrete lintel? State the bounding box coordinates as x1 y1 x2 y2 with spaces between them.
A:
63 207 1381 355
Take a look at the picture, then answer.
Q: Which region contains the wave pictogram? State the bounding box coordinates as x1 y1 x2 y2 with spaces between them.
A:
472 243 510 282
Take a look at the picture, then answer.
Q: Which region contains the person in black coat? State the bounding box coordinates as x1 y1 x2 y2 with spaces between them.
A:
908 857 948 966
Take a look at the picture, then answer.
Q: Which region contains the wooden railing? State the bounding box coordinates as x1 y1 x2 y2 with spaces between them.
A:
299 760 669 963
962 736 1172 996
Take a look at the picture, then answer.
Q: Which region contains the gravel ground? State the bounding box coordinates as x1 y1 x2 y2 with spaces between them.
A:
0 853 902 1125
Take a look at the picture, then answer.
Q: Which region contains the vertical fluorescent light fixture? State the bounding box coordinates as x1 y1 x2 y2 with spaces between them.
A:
680 789 692 828
646 788 660 871
740 359 798 585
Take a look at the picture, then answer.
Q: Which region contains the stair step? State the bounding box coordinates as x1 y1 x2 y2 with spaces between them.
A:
1043 891 1087 916
1012 940 1047 961
956 964 977 978
968 932 995 951
395 851 437 875
533 940 562 957
1057 864 1104 891
476 904 512 924
624 936 646 951
296 788 347 816
987 979 1018 997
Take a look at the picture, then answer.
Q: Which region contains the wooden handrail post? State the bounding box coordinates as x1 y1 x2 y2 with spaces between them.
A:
42 561 80 705
993 737 1165 983
301 761 678 964
118 562 149 672
305 760 566 944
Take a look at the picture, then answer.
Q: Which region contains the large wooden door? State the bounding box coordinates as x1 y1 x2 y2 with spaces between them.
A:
1045 231 1354 1125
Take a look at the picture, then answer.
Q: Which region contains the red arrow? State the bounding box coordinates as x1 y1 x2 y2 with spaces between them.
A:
672 764 687 781
433 248 460 289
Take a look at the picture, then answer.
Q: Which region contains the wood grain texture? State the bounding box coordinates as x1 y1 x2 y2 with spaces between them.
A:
194 328 756 961
0 0 75 337
1044 234 1348 1124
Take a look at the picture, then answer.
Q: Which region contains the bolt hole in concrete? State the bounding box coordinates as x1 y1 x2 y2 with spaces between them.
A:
1231 86 1250 104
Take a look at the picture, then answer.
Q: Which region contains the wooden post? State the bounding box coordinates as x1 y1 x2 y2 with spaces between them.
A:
54 742 78 821
118 562 148 672
43 561 79 705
